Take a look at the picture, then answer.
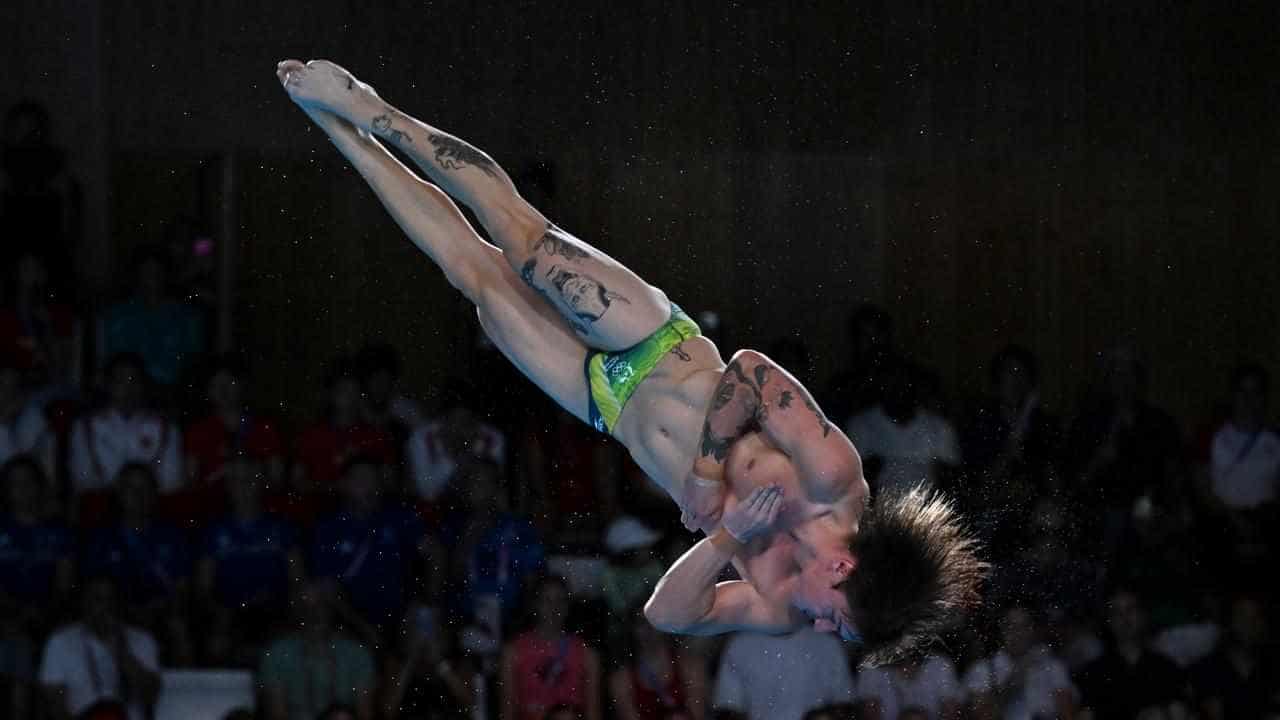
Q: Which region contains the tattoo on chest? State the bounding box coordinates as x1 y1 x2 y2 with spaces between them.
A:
427 132 499 177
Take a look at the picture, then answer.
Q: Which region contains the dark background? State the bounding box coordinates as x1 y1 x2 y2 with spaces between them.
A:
3 0 1276 424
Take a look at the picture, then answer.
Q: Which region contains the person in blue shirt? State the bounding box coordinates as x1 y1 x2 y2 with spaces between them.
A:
0 454 74 718
309 453 443 650
197 455 302 667
81 462 194 665
439 459 545 626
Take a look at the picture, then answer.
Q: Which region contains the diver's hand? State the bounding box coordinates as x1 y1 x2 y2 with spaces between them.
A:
722 485 784 543
680 472 726 533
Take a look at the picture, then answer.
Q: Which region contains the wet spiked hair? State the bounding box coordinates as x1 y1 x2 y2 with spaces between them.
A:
843 483 989 667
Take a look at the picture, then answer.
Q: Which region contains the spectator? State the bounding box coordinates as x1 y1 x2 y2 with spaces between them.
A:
310 454 442 648
69 353 182 503
358 341 425 450
846 359 961 492
1201 363 1278 580
381 608 484 720
855 651 963 720
1190 591 1277 720
960 345 1061 560
518 399 619 539
98 245 206 390
500 574 602 720
258 580 377 720
600 516 665 621
1 101 81 274
408 388 505 502
1065 344 1185 563
963 604 1078 720
1074 586 1191 720
608 607 708 720
184 354 285 495
0 358 54 482
711 627 855 720
441 459 545 624
294 357 396 497
197 456 302 667
81 462 193 665
0 250 80 392
0 455 74 719
821 303 896 426
37 575 161 720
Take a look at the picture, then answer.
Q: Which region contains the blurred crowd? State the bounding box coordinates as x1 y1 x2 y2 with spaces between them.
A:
2 101 1278 720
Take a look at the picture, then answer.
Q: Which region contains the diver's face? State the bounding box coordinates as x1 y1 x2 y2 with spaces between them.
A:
792 555 857 641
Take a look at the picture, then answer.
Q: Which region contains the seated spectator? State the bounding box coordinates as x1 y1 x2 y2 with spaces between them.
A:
0 454 74 718
0 248 80 394
1201 362 1278 579
820 303 896 426
1190 591 1277 720
960 345 1061 559
197 456 302 667
184 354 285 496
310 454 442 648
1074 586 1191 720
81 462 193 665
441 459 545 624
608 607 707 720
845 359 961 492
855 651 962 720
408 388 505 502
37 575 161 720
69 353 182 516
358 341 424 450
712 627 855 720
98 245 205 390
0 358 54 487
963 604 1078 720
259 580 377 720
381 608 484 720
1065 344 1185 562
500 574 602 720
293 357 396 499
518 400 618 539
600 516 665 623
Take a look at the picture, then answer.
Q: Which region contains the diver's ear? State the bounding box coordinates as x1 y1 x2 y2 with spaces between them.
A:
813 617 839 634
830 557 855 584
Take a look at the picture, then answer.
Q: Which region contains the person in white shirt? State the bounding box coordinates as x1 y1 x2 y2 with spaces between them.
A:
69 353 182 494
857 652 963 720
406 397 505 500
846 360 961 492
963 604 1077 720
1208 363 1278 511
38 575 161 720
712 627 855 720
0 361 54 482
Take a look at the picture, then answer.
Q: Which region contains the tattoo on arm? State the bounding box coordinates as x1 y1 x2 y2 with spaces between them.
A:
779 391 794 409
427 132 499 177
371 114 413 145
699 359 763 461
802 395 833 437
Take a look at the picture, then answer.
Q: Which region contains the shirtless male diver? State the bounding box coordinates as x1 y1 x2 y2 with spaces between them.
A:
276 59 985 664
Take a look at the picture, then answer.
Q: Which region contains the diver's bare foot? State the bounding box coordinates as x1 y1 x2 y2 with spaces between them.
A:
276 59 380 119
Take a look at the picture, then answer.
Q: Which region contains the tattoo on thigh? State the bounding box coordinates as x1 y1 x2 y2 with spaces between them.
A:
427 132 499 177
522 258 591 336
533 226 590 262
544 265 630 329
371 114 412 145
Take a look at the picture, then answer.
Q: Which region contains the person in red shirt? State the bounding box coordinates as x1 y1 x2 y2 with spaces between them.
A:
292 357 396 502
180 356 284 521
500 575 601 720
609 607 707 720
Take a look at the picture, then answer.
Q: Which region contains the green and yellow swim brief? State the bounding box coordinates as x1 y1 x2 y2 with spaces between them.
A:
586 303 701 435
